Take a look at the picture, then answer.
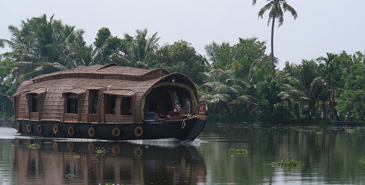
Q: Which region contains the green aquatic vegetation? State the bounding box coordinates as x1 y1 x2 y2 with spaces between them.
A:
74 155 80 159
316 131 322 134
96 147 106 156
272 157 304 168
346 129 356 134
27 143 40 150
358 156 365 165
65 173 75 179
228 147 249 156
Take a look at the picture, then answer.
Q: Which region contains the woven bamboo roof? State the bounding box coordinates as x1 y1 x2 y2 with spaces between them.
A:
32 63 171 83
15 64 197 98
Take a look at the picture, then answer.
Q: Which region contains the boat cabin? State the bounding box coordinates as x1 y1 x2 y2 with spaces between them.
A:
13 63 199 125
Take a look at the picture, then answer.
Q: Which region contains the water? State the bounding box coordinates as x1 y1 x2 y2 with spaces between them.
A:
1 122 365 184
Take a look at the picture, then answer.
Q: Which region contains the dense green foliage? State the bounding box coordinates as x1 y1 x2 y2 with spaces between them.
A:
1 14 365 125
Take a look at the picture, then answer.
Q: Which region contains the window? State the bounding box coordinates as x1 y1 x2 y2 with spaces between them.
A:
89 91 98 114
105 95 117 115
121 97 132 115
31 94 39 112
66 94 78 114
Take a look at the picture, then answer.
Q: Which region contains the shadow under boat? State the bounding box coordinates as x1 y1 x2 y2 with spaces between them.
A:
329 119 364 127
14 139 207 185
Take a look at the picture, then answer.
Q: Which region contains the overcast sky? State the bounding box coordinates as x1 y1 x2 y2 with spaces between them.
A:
1 0 364 69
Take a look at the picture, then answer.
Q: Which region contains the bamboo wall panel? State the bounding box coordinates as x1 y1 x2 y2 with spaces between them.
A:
81 114 88 123
30 112 39 121
89 114 98 123
105 115 133 124
18 95 29 119
64 114 78 123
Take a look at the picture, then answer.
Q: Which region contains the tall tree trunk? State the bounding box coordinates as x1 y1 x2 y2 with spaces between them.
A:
294 103 300 119
225 104 234 118
271 15 275 70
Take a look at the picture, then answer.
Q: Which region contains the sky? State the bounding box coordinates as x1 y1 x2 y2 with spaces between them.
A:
1 0 364 69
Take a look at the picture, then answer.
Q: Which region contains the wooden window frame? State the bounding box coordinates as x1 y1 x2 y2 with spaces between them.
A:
66 93 78 114
121 96 133 115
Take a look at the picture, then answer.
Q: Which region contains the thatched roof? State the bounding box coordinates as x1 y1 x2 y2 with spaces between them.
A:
31 63 171 83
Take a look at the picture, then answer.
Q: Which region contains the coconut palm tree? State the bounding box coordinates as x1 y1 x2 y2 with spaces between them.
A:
122 29 160 68
205 41 232 68
280 60 326 119
5 14 87 72
252 0 297 69
199 68 244 117
0 15 89 114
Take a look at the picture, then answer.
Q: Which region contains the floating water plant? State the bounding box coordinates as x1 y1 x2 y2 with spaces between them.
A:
272 157 304 167
96 147 106 156
228 147 249 156
27 143 40 150
65 173 75 179
358 156 365 165
346 129 356 134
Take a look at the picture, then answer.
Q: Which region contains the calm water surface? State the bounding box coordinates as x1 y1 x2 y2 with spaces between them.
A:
0 121 365 185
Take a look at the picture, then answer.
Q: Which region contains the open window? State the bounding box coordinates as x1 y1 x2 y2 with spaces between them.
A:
121 97 133 115
66 93 78 114
30 94 39 112
105 95 117 115
62 89 85 122
25 88 47 121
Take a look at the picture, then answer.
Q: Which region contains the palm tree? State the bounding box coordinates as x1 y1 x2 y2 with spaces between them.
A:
205 41 232 68
123 29 160 68
0 15 89 113
199 68 244 118
252 0 297 69
6 14 86 71
281 60 326 119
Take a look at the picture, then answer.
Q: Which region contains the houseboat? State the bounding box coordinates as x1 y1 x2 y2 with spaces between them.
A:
13 63 208 141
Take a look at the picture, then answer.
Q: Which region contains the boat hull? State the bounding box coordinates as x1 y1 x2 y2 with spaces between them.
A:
16 116 206 141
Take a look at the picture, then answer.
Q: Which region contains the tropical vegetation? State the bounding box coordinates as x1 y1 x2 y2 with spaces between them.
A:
1 14 365 125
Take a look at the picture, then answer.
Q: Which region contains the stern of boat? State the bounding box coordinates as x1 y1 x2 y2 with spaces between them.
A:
186 103 208 141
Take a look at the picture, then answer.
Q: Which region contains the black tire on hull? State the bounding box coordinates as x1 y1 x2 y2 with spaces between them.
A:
88 127 95 138
36 125 42 134
68 126 75 136
27 124 32 133
112 127 121 138
134 126 143 138
53 125 59 134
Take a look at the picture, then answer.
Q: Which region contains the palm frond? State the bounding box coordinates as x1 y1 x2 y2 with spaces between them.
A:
258 2 274 19
283 3 298 19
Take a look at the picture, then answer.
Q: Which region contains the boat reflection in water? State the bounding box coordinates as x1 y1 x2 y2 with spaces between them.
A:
14 139 207 185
